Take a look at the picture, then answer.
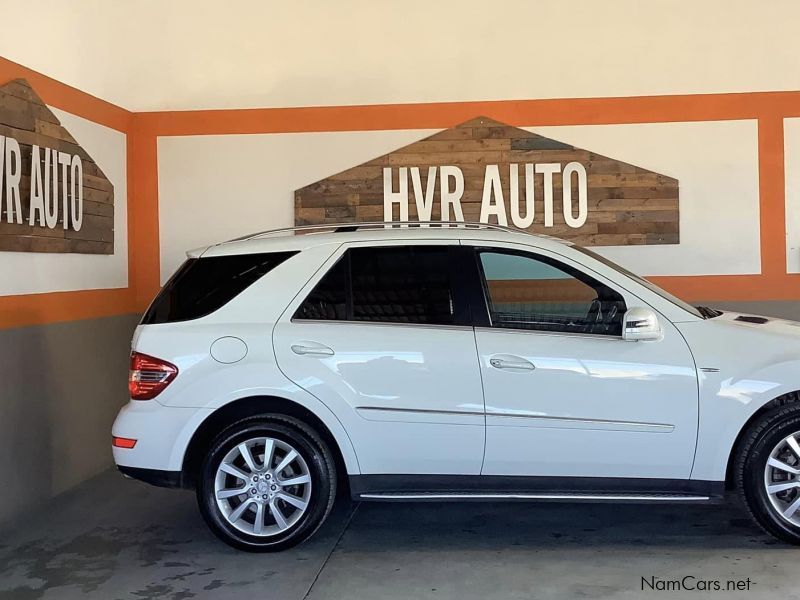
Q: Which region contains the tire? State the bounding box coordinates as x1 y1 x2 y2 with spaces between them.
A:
197 414 336 552
734 402 800 544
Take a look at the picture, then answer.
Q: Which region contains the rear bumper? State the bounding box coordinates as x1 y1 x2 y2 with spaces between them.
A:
112 399 213 472
118 465 185 488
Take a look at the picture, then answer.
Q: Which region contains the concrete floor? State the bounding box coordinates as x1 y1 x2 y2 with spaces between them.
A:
1 471 799 600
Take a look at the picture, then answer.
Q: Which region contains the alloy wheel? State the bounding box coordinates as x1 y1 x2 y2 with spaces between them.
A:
764 431 800 526
214 436 312 536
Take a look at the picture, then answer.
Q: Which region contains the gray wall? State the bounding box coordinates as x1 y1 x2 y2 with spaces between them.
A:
0 314 139 525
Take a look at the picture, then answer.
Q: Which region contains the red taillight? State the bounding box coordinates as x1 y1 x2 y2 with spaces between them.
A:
112 436 137 449
129 351 178 400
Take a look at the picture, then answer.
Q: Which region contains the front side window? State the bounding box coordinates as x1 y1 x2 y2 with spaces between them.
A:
295 246 457 325
478 250 626 336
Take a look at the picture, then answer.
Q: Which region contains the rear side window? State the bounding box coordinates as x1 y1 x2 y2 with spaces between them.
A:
294 246 458 325
142 251 297 324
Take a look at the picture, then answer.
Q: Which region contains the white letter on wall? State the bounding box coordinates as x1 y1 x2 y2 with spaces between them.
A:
70 155 83 231
29 145 45 226
383 167 408 223
5 137 22 224
0 136 5 217
44 148 58 229
59 152 71 229
410 166 437 226
479 164 508 226
439 166 464 222
562 162 588 228
536 163 561 227
509 163 535 228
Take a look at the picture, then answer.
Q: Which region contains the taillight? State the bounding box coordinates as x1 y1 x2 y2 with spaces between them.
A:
129 351 178 400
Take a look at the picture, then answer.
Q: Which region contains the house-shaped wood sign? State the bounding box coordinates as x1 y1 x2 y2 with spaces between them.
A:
295 117 678 246
0 79 114 254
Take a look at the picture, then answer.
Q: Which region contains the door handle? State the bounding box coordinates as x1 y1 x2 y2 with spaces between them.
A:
291 342 335 357
489 355 535 371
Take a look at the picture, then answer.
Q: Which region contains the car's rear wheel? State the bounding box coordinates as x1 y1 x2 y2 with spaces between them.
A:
735 403 800 544
197 415 336 551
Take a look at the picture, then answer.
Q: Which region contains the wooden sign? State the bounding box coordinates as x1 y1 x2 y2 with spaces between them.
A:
295 117 679 246
0 79 114 254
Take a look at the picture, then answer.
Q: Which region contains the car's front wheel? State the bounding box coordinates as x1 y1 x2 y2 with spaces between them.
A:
735 402 800 544
197 415 336 551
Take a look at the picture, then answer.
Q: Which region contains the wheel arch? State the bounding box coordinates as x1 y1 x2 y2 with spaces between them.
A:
725 390 800 489
182 395 355 491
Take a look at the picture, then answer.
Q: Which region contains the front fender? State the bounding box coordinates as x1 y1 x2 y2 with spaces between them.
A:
691 357 800 481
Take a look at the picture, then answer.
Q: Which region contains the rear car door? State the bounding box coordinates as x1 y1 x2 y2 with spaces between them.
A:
273 241 486 475
464 242 699 480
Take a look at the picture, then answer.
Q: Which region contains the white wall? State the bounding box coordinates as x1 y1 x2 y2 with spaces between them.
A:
157 120 759 281
785 118 800 273
529 121 760 276
0 107 128 295
1 0 799 111
157 129 436 282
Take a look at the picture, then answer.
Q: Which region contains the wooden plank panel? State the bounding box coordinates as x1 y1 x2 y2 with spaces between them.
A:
295 116 679 246
0 78 114 254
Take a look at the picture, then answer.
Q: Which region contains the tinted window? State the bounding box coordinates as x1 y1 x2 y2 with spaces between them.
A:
142 251 297 324
478 250 626 336
294 256 347 320
295 246 457 325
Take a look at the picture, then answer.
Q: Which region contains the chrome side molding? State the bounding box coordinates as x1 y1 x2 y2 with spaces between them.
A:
359 492 711 502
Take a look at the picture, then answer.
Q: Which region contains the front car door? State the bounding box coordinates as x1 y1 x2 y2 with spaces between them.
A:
273 241 486 478
465 241 698 482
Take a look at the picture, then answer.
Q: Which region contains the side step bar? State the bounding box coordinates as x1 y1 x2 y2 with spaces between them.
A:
358 492 712 502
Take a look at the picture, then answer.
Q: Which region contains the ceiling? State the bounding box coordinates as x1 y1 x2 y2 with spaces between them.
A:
1 0 798 112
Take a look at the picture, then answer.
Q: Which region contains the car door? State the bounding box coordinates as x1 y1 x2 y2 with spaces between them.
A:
465 242 698 480
273 241 486 476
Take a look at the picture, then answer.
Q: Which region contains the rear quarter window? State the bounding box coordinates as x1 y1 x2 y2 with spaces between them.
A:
142 251 297 324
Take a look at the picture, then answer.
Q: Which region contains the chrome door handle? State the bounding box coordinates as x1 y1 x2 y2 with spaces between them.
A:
291 342 335 357
489 355 535 371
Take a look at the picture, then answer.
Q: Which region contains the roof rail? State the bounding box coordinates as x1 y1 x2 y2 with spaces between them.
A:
228 221 528 243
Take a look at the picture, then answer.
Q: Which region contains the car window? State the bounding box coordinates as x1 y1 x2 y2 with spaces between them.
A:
478 250 626 336
294 255 348 320
142 251 297 324
571 245 705 319
295 246 457 325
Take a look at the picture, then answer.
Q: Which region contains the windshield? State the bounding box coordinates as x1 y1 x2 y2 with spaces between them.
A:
571 246 705 319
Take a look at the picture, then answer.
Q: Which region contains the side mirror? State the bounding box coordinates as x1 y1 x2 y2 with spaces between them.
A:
622 307 662 341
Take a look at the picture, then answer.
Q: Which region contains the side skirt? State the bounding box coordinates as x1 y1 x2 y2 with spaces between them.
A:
349 475 725 503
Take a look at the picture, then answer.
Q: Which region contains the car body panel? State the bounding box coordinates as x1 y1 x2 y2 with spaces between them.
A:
112 225 800 497
272 240 486 475
680 312 800 481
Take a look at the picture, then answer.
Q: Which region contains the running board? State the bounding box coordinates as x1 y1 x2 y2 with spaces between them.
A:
358 492 712 502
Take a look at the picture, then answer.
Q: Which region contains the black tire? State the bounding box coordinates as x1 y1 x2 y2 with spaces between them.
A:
734 402 800 544
197 414 336 552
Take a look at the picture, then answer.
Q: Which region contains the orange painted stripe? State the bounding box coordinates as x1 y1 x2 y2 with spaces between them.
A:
758 117 787 276
0 288 135 330
136 90 800 137
649 274 800 302
128 123 162 311
0 56 131 133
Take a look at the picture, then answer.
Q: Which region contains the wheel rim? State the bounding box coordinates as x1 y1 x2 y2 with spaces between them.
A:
214 436 312 537
763 431 800 526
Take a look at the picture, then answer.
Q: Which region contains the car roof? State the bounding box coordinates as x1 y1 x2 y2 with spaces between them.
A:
194 222 572 258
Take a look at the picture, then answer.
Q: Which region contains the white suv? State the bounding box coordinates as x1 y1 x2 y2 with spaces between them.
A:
113 222 800 551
